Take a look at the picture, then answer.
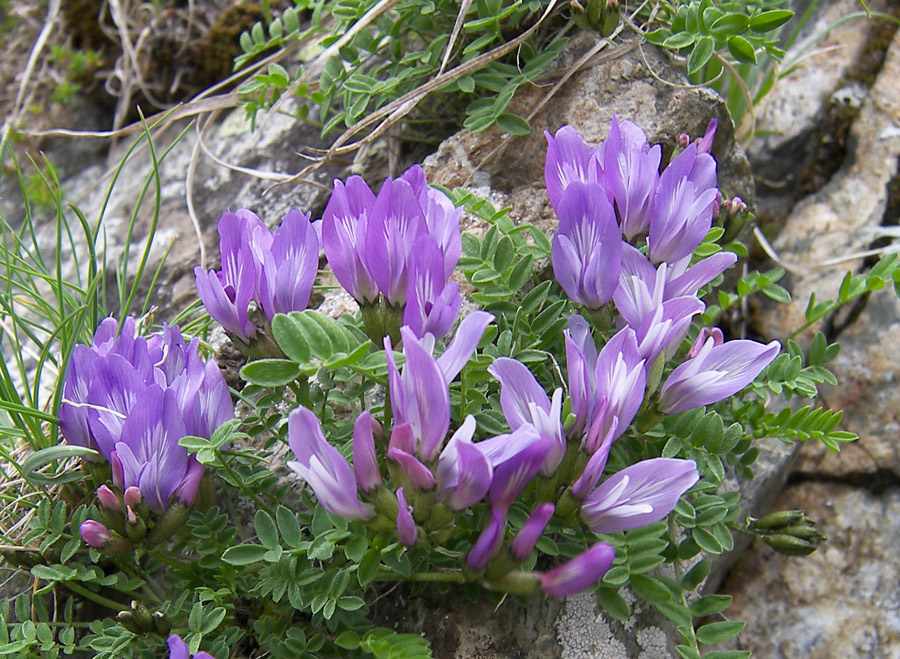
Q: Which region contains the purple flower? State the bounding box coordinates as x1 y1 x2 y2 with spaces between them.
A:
167 635 215 659
551 182 623 308
111 387 199 512
395 487 418 547
323 166 463 313
616 244 736 325
194 211 261 341
601 116 661 240
352 411 382 493
252 208 320 320
581 458 699 533
59 319 233 512
648 144 719 264
80 520 112 549
488 357 565 475
544 126 603 211
659 337 781 414
287 406 374 521
511 503 555 560
364 177 427 305
539 542 615 597
322 176 381 304
385 312 494 462
565 323 646 454
403 235 461 339
435 416 493 510
467 426 550 570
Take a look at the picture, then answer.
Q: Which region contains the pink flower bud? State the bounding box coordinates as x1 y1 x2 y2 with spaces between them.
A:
96 485 119 511
123 486 143 507
80 520 112 549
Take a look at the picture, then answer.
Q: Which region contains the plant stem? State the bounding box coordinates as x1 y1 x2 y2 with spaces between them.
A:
64 581 128 612
373 570 466 584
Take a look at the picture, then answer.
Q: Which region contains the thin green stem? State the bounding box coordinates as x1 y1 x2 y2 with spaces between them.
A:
64 581 128 612
373 570 466 584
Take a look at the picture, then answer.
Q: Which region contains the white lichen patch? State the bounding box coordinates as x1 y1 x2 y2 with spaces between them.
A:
556 592 626 659
636 627 671 658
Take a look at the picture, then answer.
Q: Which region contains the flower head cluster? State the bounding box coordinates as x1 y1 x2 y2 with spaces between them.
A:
194 208 320 342
60 317 233 512
546 117 724 311
546 119 779 415
322 165 462 339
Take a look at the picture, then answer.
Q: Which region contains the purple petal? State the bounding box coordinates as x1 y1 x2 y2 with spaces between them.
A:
467 508 507 571
269 209 320 317
539 543 615 597
398 333 451 461
437 417 492 510
665 251 737 299
287 406 373 520
544 126 603 211
353 411 382 493
581 458 699 533
322 177 379 303
552 182 622 308
511 503 555 560
395 487 418 547
659 339 781 414
364 177 426 304
436 311 494 383
602 116 660 240
388 424 436 490
424 189 463 281
488 432 551 512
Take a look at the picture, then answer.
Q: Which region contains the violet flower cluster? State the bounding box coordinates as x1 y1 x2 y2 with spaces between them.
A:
194 208 320 343
321 164 462 340
59 317 234 549
181 117 780 600
546 118 780 415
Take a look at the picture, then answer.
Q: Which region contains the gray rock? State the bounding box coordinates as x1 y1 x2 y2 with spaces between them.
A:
724 21 900 658
722 482 900 658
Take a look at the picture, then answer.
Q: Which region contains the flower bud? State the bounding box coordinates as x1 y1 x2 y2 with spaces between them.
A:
751 509 807 531
511 504 555 561
539 542 615 597
125 506 147 542
116 611 141 635
152 611 172 636
96 485 120 512
123 486 143 507
80 520 112 549
130 600 154 633
761 532 821 556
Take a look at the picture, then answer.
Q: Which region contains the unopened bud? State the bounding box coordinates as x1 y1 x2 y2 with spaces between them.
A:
123 487 143 507
761 532 820 556
80 520 112 549
125 506 147 542
678 133 691 148
152 611 172 636
752 509 806 531
97 485 120 512
130 600 154 633
117 611 141 634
